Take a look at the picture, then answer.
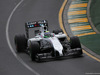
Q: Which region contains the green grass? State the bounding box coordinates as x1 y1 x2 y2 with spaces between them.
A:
79 34 100 55
90 0 100 31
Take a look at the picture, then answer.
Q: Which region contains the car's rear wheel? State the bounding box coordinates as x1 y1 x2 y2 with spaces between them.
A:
14 34 27 52
70 36 83 56
53 29 63 34
29 41 40 61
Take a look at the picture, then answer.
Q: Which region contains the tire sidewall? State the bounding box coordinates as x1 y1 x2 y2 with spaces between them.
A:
14 34 27 52
29 41 40 61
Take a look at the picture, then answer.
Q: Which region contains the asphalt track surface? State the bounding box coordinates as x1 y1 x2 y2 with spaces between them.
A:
1 0 100 75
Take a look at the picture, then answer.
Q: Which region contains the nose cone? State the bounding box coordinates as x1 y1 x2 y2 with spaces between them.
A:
56 50 63 56
59 50 63 56
49 37 64 56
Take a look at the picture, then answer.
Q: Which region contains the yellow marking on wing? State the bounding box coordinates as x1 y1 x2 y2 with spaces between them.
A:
71 25 92 31
68 18 88 23
70 3 87 8
68 10 86 16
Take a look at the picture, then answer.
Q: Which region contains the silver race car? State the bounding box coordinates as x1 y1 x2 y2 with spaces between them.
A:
14 20 83 61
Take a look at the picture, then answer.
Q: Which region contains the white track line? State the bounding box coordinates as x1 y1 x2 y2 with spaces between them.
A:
6 0 40 75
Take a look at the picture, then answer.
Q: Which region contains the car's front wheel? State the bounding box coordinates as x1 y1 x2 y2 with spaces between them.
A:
14 34 27 52
29 41 40 61
70 36 83 56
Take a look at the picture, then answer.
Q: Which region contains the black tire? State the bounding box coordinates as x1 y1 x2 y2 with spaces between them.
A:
70 36 83 55
53 29 63 34
14 34 27 52
70 36 81 49
29 41 40 61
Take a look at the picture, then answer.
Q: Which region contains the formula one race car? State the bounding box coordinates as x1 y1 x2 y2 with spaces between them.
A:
14 20 83 61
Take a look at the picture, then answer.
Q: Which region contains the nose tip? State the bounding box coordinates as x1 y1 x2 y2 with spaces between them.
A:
59 51 63 56
55 50 63 57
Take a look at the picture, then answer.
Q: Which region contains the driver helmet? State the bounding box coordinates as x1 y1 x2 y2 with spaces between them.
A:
44 31 51 38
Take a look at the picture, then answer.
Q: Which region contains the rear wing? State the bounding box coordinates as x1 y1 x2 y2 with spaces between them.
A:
25 20 48 38
25 20 48 28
